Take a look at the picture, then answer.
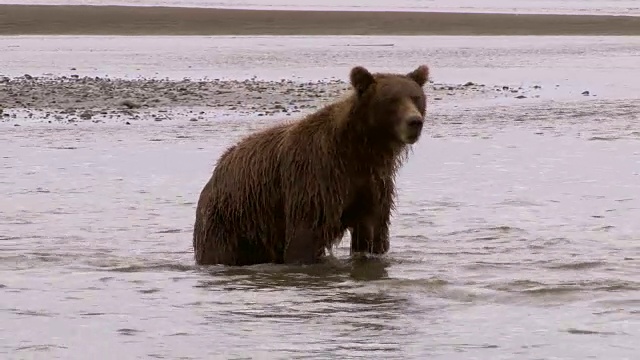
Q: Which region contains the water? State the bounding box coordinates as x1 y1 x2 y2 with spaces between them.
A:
1 35 640 359
3 35 640 97
0 0 639 16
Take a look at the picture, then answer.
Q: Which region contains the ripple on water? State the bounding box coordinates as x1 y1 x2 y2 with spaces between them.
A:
564 328 622 336
101 263 197 273
117 328 143 336
14 345 69 352
9 309 58 317
545 260 607 270
486 279 640 296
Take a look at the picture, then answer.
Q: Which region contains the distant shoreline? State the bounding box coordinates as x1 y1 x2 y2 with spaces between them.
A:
2 5 640 36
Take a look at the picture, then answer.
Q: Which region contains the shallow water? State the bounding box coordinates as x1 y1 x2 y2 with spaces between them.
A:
1 0 639 16
1 35 640 359
2 107 639 359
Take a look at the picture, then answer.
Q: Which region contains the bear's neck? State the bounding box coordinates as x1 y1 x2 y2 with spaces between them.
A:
336 103 407 174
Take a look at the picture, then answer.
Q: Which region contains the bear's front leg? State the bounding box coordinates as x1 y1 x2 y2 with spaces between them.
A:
349 220 374 254
283 222 325 265
350 177 393 255
350 218 389 255
370 218 390 254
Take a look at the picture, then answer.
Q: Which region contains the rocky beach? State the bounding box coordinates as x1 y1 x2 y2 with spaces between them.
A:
0 74 548 124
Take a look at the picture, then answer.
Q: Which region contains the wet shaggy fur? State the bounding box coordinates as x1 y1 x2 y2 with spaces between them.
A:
193 65 430 266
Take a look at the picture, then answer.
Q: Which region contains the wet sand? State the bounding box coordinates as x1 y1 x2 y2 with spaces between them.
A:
2 4 640 36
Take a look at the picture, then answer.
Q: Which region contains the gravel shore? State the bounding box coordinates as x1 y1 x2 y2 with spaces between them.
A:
0 74 546 124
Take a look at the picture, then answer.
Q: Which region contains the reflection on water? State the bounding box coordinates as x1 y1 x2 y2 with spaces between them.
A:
1 98 639 359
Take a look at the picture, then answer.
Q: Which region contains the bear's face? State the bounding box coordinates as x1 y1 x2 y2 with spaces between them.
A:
350 65 429 145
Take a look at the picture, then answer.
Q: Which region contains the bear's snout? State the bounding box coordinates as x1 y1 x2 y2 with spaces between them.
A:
403 115 424 144
406 115 424 131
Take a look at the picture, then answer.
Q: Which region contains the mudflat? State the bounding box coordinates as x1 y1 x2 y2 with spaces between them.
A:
1 5 640 36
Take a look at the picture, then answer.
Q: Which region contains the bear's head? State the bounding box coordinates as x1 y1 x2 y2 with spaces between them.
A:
349 65 429 145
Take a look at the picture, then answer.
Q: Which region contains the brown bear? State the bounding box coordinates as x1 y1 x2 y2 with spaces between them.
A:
193 64 430 266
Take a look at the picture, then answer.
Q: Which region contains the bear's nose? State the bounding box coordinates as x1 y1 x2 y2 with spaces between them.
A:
407 116 424 130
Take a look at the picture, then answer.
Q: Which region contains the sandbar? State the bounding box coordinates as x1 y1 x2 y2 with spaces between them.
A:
1 5 640 36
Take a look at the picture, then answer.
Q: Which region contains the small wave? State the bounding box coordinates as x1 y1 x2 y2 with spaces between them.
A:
545 261 606 270
0 253 68 269
565 328 621 336
168 332 191 337
444 226 526 238
527 237 571 249
48 146 79 150
155 228 184 234
588 136 622 141
496 199 543 207
0 235 25 241
593 225 616 232
3 219 34 225
376 277 449 289
103 263 197 273
79 312 106 316
595 299 640 309
594 282 639 292
48 208 75 215
489 279 639 295
486 280 544 291
138 287 162 294
524 285 601 295
463 261 523 270
431 343 499 350
117 328 143 336
10 309 57 317
15 344 68 352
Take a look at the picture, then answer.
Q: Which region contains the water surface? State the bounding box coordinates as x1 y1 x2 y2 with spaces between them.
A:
1 35 639 359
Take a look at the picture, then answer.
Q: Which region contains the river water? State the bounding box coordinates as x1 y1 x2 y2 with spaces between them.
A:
1 35 640 359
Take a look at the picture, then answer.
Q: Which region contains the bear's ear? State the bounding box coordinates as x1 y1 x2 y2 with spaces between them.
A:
350 66 375 96
407 65 430 87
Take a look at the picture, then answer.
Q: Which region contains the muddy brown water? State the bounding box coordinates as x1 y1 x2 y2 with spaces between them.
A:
1 35 640 359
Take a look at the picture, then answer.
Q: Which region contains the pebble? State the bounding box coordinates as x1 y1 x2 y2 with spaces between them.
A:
120 99 142 109
79 110 93 120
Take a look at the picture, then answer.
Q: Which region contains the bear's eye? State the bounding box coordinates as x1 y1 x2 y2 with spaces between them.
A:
384 97 402 105
410 96 424 107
